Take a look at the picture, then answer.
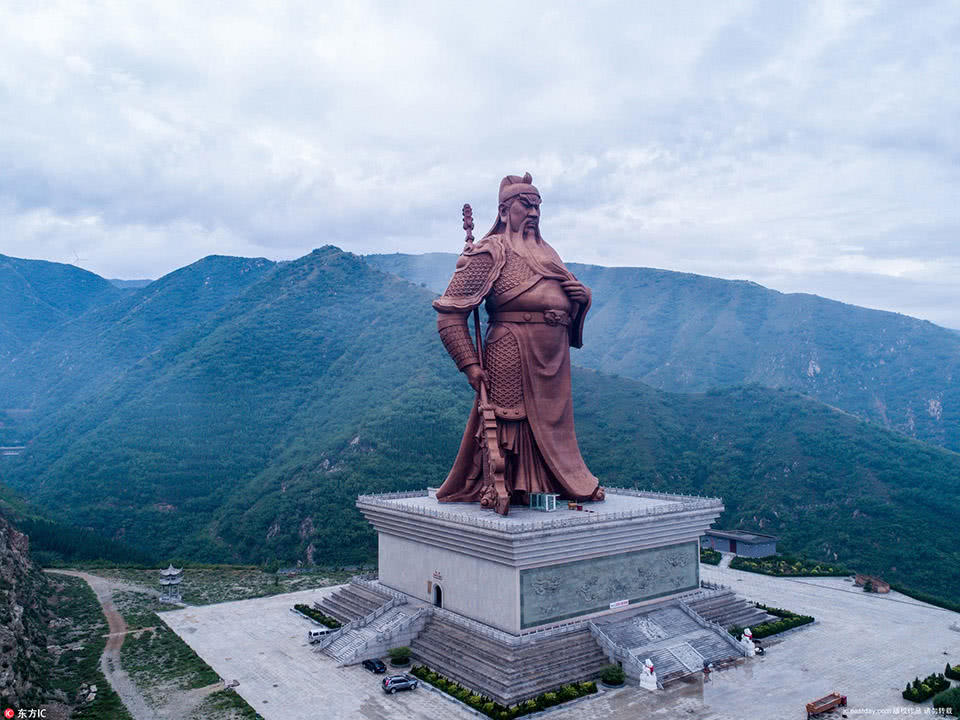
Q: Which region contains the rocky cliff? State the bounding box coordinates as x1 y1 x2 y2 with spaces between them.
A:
0 513 53 708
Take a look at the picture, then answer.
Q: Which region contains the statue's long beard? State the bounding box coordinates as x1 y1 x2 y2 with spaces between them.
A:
506 228 570 281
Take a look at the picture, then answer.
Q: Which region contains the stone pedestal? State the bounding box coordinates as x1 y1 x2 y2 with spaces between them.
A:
357 488 723 635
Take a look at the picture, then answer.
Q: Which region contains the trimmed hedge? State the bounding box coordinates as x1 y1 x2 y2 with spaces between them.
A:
730 554 849 577
891 584 960 614
729 604 814 639
600 665 626 686
934 686 960 715
293 604 341 628
409 664 597 718
902 673 950 703
700 548 722 565
388 646 411 664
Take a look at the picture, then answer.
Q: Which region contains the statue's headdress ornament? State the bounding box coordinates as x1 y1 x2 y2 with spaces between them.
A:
498 172 540 204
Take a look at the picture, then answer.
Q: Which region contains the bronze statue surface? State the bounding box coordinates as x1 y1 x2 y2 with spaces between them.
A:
434 173 604 515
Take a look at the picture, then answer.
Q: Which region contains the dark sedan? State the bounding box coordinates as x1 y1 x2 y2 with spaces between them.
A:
362 658 387 674
382 674 418 694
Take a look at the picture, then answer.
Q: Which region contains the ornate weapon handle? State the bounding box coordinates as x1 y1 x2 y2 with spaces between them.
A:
474 307 509 516
462 203 509 515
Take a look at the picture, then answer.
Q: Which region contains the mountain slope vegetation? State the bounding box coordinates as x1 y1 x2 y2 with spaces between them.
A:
0 255 275 418
367 253 960 453
1 248 957 601
0 253 123 362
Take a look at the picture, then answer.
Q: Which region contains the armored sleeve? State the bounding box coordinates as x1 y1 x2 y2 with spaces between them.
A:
437 313 478 370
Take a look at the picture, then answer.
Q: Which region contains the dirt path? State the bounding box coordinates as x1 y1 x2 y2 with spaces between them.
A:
46 570 222 720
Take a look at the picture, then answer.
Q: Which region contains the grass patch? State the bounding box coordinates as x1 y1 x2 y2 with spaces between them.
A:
188 689 260 720
122 624 220 693
44 574 133 720
93 565 348 605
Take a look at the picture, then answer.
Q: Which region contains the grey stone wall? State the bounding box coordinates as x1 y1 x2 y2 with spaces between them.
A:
519 541 699 628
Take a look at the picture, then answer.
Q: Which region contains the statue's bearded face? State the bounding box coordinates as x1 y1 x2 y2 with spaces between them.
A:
503 194 541 240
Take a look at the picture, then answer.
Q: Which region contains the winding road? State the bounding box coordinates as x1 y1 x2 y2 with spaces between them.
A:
47 570 223 720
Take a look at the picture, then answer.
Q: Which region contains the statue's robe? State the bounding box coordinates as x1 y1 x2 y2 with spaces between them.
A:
433 233 600 502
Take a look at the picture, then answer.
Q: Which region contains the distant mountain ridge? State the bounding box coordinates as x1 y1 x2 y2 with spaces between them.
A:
0 253 123 362
109 278 153 289
0 255 275 418
0 248 957 602
366 253 960 453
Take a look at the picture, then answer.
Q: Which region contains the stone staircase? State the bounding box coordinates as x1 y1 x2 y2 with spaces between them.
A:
596 600 746 686
323 605 420 665
316 582 393 625
685 587 774 629
410 614 609 706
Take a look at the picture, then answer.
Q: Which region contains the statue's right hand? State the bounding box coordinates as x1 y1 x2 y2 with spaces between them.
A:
464 364 487 393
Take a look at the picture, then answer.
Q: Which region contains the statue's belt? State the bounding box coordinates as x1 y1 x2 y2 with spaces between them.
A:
489 310 570 327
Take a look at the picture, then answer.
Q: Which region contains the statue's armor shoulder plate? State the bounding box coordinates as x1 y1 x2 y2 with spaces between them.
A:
433 235 506 312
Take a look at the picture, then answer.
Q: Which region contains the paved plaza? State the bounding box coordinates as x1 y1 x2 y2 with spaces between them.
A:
160 563 960 720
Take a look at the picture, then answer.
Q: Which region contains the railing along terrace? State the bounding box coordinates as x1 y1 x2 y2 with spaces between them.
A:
588 622 647 680
338 606 432 666
356 488 722 535
312 594 406 652
677 599 747 657
350 575 408 603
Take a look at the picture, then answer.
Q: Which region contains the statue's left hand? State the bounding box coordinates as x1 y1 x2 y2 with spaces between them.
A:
561 280 590 305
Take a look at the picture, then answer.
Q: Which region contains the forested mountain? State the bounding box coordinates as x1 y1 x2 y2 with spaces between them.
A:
367 253 960 453
1 248 958 601
0 255 275 419
0 253 123 361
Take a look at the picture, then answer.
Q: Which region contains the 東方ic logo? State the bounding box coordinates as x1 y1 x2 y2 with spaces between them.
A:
4 709 15 719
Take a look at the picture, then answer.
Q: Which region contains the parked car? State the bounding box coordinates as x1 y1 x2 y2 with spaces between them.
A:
363 658 387 674
382 674 418 694
307 627 334 643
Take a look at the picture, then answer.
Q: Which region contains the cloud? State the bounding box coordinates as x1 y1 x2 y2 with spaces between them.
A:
1 0 959 326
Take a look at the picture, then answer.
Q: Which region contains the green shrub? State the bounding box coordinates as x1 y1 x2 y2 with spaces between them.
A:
408 662 595 717
387 646 411 664
700 547 722 565
293 604 341 628
903 673 949 702
729 605 814 638
600 664 626 685
934 687 960 715
945 663 960 681
730 554 848 577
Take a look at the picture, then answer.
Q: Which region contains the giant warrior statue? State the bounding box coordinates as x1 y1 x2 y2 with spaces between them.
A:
433 173 605 515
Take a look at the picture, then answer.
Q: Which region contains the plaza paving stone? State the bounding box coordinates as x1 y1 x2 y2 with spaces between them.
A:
160 562 960 719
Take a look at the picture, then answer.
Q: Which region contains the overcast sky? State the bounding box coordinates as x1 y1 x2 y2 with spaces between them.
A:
2 1 959 327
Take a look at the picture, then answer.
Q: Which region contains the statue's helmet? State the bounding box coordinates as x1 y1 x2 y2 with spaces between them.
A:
485 172 541 237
